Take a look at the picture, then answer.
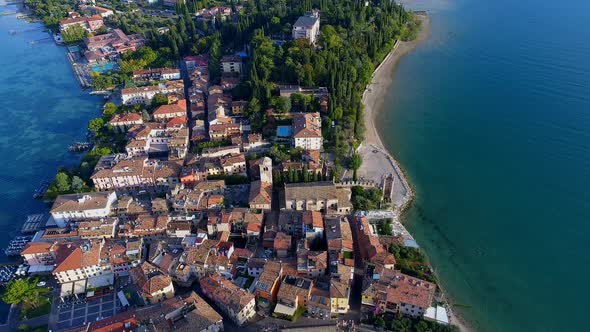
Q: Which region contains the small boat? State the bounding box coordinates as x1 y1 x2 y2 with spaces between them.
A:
33 181 50 199
68 142 92 152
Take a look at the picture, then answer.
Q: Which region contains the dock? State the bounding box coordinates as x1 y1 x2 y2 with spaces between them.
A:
66 48 92 88
21 214 47 234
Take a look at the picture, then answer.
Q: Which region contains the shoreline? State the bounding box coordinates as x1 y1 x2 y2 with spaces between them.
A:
359 13 473 332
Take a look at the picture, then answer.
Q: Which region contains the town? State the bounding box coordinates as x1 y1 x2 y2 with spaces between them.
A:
1 0 456 331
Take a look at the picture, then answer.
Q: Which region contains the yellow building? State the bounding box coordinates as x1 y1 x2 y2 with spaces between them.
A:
330 280 350 316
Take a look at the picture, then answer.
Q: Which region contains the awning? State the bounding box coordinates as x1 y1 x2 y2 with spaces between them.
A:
274 303 297 316
424 306 449 325
60 282 74 297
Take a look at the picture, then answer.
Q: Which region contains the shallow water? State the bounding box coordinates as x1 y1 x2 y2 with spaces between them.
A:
0 4 101 320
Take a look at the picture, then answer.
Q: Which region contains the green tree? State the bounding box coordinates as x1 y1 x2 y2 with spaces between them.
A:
320 25 343 50
54 172 71 193
270 96 291 113
382 220 393 235
95 26 108 35
349 153 362 171
61 25 87 44
2 278 42 308
71 176 85 192
102 102 117 119
90 72 113 91
88 118 104 135
152 93 168 108
374 316 385 328
268 144 290 163
142 109 150 121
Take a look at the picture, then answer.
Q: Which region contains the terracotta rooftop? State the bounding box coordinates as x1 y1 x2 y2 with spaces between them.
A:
292 112 322 139
129 261 172 297
273 232 292 250
386 271 435 309
137 291 222 332
86 310 139 332
53 240 103 273
303 211 323 229
20 241 52 255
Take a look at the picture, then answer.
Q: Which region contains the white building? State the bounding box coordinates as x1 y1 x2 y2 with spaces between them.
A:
292 11 320 44
53 241 115 295
132 68 181 83
121 85 161 105
50 191 117 227
20 242 60 274
120 80 184 105
292 112 322 151
221 55 243 74
91 157 182 192
259 156 273 184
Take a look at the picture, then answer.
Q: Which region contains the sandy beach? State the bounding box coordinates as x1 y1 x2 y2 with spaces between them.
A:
357 13 473 332
358 13 432 214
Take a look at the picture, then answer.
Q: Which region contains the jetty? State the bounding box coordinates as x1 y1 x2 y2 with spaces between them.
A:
66 48 92 88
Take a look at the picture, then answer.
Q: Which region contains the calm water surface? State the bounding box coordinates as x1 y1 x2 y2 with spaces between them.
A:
382 0 590 331
0 3 101 319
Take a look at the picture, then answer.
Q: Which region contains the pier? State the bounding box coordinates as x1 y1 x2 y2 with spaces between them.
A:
21 214 47 234
66 48 92 88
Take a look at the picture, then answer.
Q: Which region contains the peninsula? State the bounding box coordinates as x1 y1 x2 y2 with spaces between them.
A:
0 1 461 332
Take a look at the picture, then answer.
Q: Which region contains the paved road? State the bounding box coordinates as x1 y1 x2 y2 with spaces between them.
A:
0 304 18 332
356 144 409 210
244 315 337 332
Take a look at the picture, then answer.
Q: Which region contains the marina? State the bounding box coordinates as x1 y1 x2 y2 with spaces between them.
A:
3 236 32 256
21 214 47 234
0 265 17 284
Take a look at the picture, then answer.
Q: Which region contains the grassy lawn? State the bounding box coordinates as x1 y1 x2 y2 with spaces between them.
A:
343 251 353 259
19 297 51 320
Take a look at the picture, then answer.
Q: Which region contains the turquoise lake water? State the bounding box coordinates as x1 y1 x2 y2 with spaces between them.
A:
0 4 101 320
381 0 590 331
1 0 589 330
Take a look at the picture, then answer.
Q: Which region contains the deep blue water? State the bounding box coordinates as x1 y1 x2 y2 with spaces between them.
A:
380 0 590 331
0 3 101 320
